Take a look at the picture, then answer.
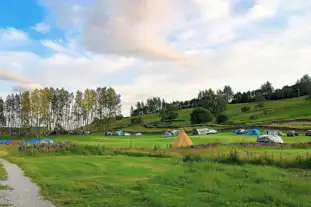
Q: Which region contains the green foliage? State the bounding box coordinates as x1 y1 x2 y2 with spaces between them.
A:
190 107 213 124
255 94 265 110
241 106 250 113
307 83 311 100
0 98 5 127
130 116 143 124
159 103 178 122
216 114 229 124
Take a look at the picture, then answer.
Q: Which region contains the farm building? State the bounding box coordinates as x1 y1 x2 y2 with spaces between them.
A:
257 135 284 144
172 129 193 148
247 129 261 135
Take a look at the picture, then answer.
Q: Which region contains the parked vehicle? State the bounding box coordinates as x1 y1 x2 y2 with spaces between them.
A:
306 130 311 136
287 130 299 137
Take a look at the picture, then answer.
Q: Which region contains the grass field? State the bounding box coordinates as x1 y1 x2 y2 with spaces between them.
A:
2 131 311 207
5 155 311 207
41 132 311 148
111 97 311 132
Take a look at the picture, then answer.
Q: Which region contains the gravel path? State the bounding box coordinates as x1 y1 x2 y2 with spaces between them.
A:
0 158 55 207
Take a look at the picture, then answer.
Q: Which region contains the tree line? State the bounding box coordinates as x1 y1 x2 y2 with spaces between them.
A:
130 74 311 116
0 87 121 135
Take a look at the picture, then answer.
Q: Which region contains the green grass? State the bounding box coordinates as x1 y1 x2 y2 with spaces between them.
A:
2 131 311 206
4 155 311 207
0 163 7 181
38 132 311 148
111 97 311 132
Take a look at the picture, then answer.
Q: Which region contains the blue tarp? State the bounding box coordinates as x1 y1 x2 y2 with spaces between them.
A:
247 129 261 135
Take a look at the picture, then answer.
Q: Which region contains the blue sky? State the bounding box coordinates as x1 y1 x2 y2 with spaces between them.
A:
0 0 310 114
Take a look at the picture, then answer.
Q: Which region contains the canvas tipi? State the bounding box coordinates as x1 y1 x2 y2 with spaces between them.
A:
172 129 193 148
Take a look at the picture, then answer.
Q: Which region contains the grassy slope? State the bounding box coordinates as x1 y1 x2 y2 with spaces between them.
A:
114 97 311 131
5 155 311 207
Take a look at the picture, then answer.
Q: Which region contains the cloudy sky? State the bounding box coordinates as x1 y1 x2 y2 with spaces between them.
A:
0 0 311 115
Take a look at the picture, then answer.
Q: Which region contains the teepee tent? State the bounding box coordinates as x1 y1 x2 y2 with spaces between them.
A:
172 129 193 148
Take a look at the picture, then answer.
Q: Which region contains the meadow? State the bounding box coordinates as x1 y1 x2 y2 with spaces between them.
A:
110 97 311 133
2 132 311 206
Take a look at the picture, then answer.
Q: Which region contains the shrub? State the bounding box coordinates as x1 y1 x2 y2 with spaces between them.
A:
241 106 250 113
216 114 228 124
131 116 143 124
190 107 213 124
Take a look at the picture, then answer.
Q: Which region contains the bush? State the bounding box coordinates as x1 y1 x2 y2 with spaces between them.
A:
131 116 143 124
241 106 250 113
190 107 213 124
216 114 229 124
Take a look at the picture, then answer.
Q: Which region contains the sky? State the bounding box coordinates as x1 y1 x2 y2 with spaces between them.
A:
0 0 311 116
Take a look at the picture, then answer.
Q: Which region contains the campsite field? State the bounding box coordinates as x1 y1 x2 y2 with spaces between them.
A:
2 132 311 206
46 132 311 148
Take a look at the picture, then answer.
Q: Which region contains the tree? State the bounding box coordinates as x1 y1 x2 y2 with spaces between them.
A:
159 103 178 122
260 81 274 96
216 114 228 124
190 108 213 124
21 91 31 128
223 85 234 103
130 106 135 117
131 116 143 124
241 106 250 113
0 97 6 127
255 95 265 110
307 83 311 100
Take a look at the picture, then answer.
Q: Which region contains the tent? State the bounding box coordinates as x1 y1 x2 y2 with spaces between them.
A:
235 129 247 134
172 129 193 148
171 130 180 136
257 135 284 144
105 132 112 136
163 132 173 138
264 130 283 136
114 131 125 136
192 128 210 135
40 138 54 144
247 129 261 135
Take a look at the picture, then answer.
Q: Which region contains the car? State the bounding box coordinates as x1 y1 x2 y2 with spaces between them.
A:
306 130 311 136
287 130 299 137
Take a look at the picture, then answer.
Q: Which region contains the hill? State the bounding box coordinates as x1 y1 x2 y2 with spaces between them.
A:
84 96 311 132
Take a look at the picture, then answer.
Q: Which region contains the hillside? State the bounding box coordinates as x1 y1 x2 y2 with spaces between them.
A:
113 97 311 132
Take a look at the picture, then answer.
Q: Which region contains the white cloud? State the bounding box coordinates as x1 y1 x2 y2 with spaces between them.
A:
0 0 311 115
32 22 51 33
0 28 28 41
